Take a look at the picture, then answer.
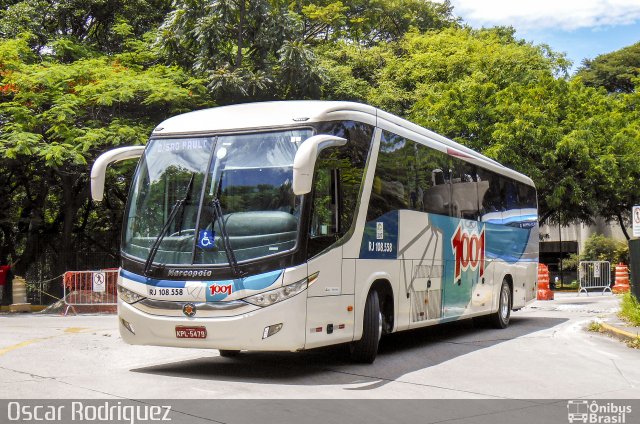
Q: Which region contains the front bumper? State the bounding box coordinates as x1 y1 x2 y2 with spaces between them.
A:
118 291 307 351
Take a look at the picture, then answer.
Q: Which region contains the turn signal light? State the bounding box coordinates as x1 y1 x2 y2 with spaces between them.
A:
262 323 283 339
120 318 135 335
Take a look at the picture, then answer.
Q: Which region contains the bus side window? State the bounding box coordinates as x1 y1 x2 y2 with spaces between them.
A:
517 182 538 228
518 182 537 209
415 142 450 216
450 158 479 220
477 167 503 222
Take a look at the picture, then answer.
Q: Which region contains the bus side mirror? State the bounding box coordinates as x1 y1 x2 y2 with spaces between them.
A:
91 146 146 201
292 135 347 195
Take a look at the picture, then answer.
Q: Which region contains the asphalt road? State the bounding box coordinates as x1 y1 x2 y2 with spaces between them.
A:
1 293 638 399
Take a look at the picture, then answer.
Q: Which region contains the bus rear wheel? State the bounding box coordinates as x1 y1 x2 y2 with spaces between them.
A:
219 349 241 358
349 290 382 363
490 280 511 329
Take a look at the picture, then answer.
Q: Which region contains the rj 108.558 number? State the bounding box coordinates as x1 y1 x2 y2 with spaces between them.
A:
148 288 183 296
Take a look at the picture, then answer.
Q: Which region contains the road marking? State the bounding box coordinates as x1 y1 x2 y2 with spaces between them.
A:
64 327 89 333
0 338 52 357
0 327 101 357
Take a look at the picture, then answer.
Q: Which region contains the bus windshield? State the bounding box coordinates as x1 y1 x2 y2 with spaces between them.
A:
123 129 312 267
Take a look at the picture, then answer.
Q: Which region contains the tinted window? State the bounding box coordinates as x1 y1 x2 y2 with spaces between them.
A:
502 177 519 212
367 131 534 225
367 131 452 220
518 183 537 209
308 121 374 257
450 158 479 220
477 167 503 221
367 132 410 220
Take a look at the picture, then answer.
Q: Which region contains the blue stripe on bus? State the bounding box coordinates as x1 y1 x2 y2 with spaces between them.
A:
119 268 284 295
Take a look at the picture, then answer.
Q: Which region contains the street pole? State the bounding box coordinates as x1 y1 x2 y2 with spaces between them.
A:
559 212 564 288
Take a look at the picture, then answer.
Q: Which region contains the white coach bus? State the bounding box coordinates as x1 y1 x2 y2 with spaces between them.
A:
91 101 538 363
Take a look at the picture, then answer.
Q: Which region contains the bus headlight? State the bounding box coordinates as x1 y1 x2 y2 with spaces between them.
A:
117 285 146 304
243 273 318 307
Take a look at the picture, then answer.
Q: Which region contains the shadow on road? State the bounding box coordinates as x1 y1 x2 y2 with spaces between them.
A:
131 315 567 390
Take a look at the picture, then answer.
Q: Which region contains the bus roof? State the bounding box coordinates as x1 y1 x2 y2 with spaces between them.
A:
153 101 534 186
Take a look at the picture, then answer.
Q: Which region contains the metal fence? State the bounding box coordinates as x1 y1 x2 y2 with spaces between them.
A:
578 261 613 295
62 269 118 315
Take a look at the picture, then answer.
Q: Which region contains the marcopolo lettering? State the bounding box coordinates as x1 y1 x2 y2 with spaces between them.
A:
167 269 212 278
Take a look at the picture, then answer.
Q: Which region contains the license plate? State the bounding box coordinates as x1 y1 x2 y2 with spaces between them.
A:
175 326 207 339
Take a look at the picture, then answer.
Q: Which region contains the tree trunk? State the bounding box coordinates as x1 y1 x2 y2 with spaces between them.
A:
616 211 631 240
14 178 49 276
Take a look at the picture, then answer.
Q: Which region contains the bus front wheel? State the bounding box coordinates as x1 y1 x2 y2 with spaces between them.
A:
349 290 382 363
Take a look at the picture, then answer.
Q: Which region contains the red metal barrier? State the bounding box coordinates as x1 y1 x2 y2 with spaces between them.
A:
537 263 554 300
62 269 118 315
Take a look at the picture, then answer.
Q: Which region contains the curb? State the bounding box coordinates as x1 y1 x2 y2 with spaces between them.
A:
0 305 47 313
600 322 640 342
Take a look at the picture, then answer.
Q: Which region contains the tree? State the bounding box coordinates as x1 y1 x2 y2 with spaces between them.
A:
301 0 459 45
158 0 324 102
0 0 172 54
0 32 211 277
316 26 640 231
580 234 629 264
576 42 640 93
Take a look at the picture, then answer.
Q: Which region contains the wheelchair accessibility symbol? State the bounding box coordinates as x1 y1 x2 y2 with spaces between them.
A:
198 230 216 249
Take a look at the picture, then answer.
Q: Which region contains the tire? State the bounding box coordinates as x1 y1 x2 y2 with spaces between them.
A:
349 290 382 363
490 280 512 329
219 349 240 358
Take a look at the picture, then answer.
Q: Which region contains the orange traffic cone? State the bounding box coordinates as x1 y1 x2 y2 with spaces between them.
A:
537 263 554 300
612 263 630 294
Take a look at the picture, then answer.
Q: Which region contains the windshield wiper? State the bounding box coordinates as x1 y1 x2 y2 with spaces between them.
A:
143 173 196 276
211 198 244 278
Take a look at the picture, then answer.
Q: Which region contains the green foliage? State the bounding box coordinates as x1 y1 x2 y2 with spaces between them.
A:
620 292 640 327
0 29 211 277
301 0 459 45
562 254 580 272
0 39 208 167
317 26 640 229
2 0 640 284
579 234 629 265
0 0 172 54
576 42 640 93
587 321 603 332
158 0 324 102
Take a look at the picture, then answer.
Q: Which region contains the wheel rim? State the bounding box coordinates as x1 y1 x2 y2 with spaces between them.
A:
378 311 383 341
500 284 509 320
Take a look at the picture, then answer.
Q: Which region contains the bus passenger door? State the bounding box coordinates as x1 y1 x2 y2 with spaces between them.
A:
305 166 354 348
307 167 344 297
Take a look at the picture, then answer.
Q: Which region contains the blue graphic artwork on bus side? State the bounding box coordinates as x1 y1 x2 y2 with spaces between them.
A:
198 230 216 249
